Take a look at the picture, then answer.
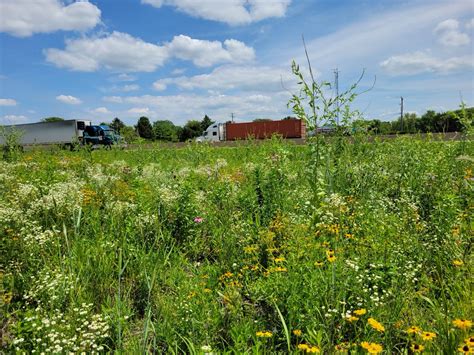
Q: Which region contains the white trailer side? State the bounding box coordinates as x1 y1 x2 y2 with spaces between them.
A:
0 120 90 146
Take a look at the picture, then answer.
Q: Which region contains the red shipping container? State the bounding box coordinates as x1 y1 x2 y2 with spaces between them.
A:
225 119 305 140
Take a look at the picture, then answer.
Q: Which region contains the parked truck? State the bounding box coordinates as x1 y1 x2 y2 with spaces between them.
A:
196 119 306 142
0 120 123 148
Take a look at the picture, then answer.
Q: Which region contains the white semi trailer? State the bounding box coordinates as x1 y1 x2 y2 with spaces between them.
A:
0 120 91 147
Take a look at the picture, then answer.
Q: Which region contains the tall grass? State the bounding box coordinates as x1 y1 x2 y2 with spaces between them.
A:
1 135 472 353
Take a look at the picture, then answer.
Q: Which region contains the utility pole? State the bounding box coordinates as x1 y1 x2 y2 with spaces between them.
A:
400 96 404 133
231 113 235 123
334 68 339 126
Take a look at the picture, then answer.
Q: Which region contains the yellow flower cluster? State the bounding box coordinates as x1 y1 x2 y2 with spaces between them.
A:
368 318 385 332
453 319 473 330
297 344 320 353
256 331 273 338
361 341 383 354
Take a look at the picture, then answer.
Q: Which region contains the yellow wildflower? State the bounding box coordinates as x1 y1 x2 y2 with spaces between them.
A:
453 319 473 330
256 331 273 338
314 261 324 267
465 337 474 346
346 316 359 322
361 341 383 354
306 346 320 353
293 329 302 336
297 344 309 351
2 292 12 304
421 331 436 341
407 326 422 334
274 257 286 263
453 260 464 266
368 317 385 332
411 344 424 353
458 344 472 354
354 308 367 316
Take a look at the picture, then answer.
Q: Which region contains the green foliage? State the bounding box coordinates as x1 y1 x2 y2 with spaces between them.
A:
180 120 202 141
200 115 214 132
41 117 65 122
153 120 179 142
0 125 23 161
135 117 153 139
110 118 126 133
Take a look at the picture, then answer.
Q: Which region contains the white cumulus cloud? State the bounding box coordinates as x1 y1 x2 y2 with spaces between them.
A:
380 51 473 75
434 19 470 46
0 98 17 106
93 107 111 114
153 65 293 92
0 0 101 37
141 0 291 25
56 94 82 105
165 35 255 67
45 32 254 72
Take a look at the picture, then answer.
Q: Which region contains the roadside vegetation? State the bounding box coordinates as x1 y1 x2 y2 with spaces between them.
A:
1 131 472 353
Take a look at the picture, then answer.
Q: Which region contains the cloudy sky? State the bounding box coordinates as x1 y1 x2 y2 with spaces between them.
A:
0 0 472 126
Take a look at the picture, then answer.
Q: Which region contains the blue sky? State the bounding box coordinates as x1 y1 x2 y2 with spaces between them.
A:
0 0 472 126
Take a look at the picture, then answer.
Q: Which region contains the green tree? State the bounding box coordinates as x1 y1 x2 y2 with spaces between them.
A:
180 120 202 141
110 118 126 133
153 120 179 142
200 115 214 132
135 116 153 139
120 126 138 143
42 117 64 122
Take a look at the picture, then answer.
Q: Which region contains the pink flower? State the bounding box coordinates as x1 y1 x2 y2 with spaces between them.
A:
194 217 203 223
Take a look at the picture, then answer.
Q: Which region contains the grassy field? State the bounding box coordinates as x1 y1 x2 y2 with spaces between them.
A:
1 135 473 353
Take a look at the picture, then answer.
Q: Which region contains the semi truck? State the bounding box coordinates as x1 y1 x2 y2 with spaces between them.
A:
196 119 306 142
0 120 123 148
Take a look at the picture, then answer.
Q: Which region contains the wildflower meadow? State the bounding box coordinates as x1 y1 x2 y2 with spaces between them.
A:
1 134 473 353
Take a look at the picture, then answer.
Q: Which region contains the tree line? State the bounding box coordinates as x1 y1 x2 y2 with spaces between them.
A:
40 106 472 142
356 107 473 135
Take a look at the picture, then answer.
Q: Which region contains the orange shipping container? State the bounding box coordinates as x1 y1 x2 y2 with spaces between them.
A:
225 119 305 140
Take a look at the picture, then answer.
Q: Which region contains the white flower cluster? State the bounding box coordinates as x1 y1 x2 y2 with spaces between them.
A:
23 269 74 306
29 180 84 215
20 221 59 247
12 304 109 353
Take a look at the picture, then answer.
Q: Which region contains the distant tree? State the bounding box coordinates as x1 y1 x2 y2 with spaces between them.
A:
200 115 214 132
110 117 126 133
42 117 64 122
121 126 139 143
253 118 273 122
283 116 297 120
180 120 202 141
153 120 179 142
135 116 153 139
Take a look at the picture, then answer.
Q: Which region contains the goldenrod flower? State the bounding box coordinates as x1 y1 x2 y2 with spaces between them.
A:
354 308 367 316
421 331 436 341
293 329 302 336
453 260 464 266
274 257 286 263
361 341 383 354
368 318 385 332
407 326 421 334
453 319 473 330
411 344 424 353
256 331 273 338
